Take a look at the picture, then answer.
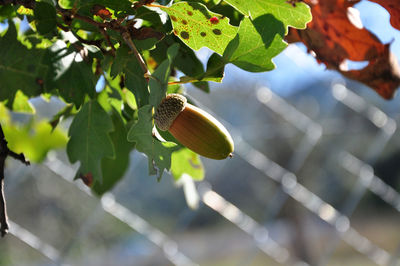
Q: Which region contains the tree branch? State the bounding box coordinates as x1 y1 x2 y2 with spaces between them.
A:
99 27 116 56
0 124 29 237
122 31 150 78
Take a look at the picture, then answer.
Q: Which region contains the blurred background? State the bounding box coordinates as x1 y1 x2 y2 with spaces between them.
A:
2 1 400 266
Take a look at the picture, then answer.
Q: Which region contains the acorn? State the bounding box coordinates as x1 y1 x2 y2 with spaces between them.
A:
154 94 234 160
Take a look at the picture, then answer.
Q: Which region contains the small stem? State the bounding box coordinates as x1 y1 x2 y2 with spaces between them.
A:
99 27 116 55
56 22 70 32
122 31 150 78
167 79 195 85
146 3 165 8
168 81 184 85
8 150 30 166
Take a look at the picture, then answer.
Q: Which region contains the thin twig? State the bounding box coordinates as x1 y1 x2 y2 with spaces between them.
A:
122 31 150 78
168 80 190 85
0 124 30 237
99 27 116 55
146 3 165 8
56 22 70 32
8 151 30 165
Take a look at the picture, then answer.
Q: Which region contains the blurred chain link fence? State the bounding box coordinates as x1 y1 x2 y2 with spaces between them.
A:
1 64 400 266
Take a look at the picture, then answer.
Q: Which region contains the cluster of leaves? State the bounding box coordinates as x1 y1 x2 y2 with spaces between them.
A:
8 0 400 194
0 0 312 194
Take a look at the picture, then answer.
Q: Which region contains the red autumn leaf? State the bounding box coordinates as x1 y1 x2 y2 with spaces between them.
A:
287 0 400 99
369 0 400 30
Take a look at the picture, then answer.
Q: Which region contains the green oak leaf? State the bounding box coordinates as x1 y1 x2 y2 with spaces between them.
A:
34 2 57 34
67 100 114 183
149 43 180 107
127 105 178 180
0 22 47 105
161 2 238 55
44 40 97 106
93 109 134 195
111 44 149 107
224 0 312 31
181 15 288 77
224 15 287 72
171 148 204 181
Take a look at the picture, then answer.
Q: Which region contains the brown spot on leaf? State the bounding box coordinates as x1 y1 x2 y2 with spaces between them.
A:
174 29 179 35
180 31 189 39
170 15 177 22
200 32 206 37
182 19 188 25
187 10 193 16
212 29 222 35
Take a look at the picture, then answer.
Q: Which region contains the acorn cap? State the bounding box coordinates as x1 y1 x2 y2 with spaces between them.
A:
154 93 187 131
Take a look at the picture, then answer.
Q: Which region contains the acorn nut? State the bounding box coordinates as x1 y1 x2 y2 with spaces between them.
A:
154 94 234 160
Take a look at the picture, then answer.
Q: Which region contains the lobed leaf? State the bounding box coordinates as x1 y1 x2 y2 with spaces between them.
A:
0 22 47 106
161 2 238 55
224 0 312 31
127 105 178 180
171 148 204 181
67 100 114 183
34 2 57 34
224 16 287 72
93 109 134 195
149 43 180 107
111 44 149 107
44 40 97 106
